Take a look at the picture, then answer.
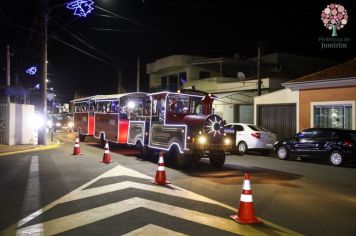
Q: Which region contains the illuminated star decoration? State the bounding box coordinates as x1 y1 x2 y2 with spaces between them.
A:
66 0 94 17
26 66 37 75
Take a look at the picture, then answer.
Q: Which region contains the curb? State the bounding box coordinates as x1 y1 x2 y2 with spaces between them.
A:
0 139 63 157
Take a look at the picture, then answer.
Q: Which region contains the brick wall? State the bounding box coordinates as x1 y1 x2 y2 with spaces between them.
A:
299 86 356 131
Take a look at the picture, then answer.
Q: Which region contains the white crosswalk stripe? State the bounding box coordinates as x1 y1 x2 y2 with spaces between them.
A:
122 224 188 236
3 164 301 236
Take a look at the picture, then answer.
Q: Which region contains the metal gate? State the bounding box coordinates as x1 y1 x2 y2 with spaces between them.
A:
257 104 296 140
0 103 8 144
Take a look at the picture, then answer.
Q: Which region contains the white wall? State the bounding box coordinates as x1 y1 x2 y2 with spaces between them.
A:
8 103 36 145
214 100 234 123
214 91 255 123
253 88 299 131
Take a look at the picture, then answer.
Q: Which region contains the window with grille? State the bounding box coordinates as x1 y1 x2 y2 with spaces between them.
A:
313 104 352 129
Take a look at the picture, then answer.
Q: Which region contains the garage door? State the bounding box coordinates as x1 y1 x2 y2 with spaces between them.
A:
257 104 296 140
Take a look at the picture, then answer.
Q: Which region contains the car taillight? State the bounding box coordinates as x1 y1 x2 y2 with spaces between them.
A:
343 140 353 148
251 132 261 139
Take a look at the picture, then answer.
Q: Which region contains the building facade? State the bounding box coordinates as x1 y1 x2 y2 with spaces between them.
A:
146 54 334 124
255 58 356 141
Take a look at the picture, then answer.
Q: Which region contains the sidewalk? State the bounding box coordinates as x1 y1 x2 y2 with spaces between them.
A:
0 138 62 157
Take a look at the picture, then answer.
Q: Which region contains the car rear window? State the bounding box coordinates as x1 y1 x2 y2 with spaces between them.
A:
247 125 259 131
247 125 268 132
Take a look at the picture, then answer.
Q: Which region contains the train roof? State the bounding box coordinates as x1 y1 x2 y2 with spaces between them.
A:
94 92 149 101
71 92 149 103
70 95 98 103
150 89 216 98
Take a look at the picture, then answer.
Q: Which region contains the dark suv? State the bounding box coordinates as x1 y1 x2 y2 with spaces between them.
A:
274 128 356 167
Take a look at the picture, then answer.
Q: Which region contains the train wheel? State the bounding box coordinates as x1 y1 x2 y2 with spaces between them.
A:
99 133 105 147
140 144 153 160
170 146 192 169
191 153 201 168
79 132 85 142
209 152 225 168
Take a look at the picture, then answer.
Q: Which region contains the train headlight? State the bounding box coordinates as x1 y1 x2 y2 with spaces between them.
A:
198 136 207 144
224 138 231 145
55 122 61 127
67 122 74 128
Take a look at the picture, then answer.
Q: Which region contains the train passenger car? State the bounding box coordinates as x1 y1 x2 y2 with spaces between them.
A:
146 89 232 168
93 92 150 145
71 96 96 141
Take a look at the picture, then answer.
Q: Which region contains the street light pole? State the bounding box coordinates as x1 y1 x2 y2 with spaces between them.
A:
38 0 48 145
257 45 261 96
136 55 140 92
6 45 11 104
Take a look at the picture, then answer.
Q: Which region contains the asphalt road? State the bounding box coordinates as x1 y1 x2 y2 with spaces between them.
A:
1 132 356 235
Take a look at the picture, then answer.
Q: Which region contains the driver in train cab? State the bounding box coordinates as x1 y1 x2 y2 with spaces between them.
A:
170 97 177 112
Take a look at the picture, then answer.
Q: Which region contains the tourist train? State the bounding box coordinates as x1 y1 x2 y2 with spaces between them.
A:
71 89 232 168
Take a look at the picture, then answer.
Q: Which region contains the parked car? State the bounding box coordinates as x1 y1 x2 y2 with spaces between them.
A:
224 123 276 155
274 128 356 167
52 113 74 132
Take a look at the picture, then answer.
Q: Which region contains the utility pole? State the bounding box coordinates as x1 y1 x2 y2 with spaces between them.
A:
38 0 48 145
117 69 122 93
257 45 261 96
136 56 140 92
6 45 10 104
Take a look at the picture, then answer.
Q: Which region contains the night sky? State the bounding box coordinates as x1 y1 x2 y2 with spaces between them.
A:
0 0 355 103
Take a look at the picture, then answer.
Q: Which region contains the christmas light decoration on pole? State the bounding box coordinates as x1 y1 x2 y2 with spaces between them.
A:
66 0 94 17
26 66 38 75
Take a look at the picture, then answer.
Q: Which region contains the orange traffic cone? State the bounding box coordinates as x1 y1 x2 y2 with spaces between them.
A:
102 142 112 164
72 137 81 155
151 152 170 185
230 173 262 224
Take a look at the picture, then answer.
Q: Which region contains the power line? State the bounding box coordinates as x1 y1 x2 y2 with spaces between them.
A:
95 6 156 32
52 35 119 69
50 17 125 67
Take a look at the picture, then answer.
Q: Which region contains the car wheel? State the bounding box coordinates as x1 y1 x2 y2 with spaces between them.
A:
329 150 344 167
277 146 289 160
237 141 247 155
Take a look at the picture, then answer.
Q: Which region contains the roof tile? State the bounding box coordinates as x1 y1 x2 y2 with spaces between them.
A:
287 58 356 83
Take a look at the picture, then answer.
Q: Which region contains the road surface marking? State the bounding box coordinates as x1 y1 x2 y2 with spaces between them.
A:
3 164 301 236
16 197 248 235
122 224 188 236
16 156 44 235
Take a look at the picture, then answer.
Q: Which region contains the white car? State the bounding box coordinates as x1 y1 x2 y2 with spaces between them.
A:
224 123 277 155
